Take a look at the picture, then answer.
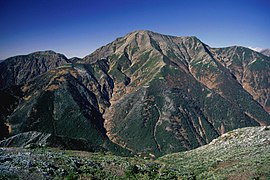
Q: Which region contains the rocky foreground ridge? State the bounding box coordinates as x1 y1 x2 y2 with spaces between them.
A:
0 126 269 179
0 30 270 157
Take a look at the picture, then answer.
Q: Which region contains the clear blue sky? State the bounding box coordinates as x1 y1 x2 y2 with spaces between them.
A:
0 0 269 59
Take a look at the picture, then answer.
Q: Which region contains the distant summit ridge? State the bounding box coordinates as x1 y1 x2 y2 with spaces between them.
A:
249 47 270 56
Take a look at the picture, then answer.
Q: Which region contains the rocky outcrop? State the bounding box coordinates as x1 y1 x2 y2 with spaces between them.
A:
0 131 96 151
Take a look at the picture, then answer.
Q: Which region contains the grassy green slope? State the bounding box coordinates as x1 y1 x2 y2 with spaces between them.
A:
159 126 270 179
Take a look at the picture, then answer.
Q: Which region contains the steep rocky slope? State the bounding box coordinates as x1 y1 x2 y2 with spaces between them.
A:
0 30 269 157
212 46 270 113
0 126 269 179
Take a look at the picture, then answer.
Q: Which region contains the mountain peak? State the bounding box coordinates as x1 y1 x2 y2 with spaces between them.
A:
127 29 166 36
82 30 202 64
130 29 153 34
127 30 199 40
29 50 66 57
32 50 57 54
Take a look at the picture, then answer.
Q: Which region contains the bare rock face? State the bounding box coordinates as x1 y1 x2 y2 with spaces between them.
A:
1 30 269 156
